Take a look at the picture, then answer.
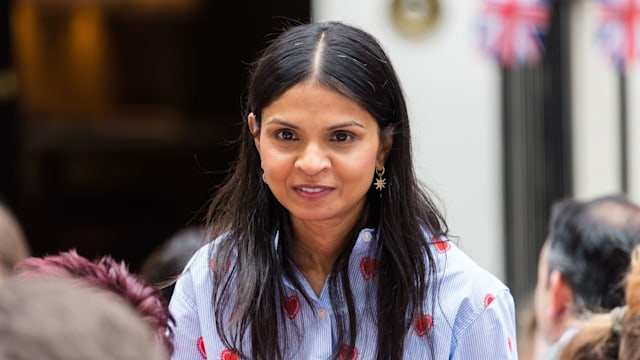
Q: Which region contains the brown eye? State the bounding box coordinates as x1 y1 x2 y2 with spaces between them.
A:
276 130 297 140
331 131 354 142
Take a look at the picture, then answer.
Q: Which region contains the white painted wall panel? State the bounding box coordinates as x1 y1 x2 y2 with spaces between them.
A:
313 0 505 279
628 67 640 204
570 0 622 200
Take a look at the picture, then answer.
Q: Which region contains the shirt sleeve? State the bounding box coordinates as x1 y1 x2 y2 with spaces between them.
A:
169 268 206 360
451 289 518 359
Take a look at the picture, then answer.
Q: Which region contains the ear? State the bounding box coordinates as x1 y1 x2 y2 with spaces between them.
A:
248 112 261 152
376 134 393 168
548 270 573 322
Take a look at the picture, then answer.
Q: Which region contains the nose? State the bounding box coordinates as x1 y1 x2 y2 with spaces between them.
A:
294 142 330 176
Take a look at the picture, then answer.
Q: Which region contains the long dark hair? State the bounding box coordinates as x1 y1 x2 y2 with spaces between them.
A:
206 21 447 359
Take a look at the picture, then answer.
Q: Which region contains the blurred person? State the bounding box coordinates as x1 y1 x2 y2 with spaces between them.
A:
0 200 30 281
0 276 168 360
557 246 640 360
518 292 546 360
534 195 640 359
169 20 517 360
140 226 206 301
15 249 174 354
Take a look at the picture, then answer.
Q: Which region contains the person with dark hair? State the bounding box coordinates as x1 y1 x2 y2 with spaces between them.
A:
557 246 640 360
0 276 169 360
169 21 516 359
0 201 30 281
140 226 206 301
15 249 174 354
533 195 640 359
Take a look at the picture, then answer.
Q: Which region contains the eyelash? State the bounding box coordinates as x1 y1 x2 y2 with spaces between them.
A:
275 130 297 141
330 131 354 142
273 130 355 142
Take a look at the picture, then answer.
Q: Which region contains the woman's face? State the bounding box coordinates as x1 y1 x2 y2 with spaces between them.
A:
249 81 391 230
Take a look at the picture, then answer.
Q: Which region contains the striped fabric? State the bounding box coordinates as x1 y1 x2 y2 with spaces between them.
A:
169 229 517 359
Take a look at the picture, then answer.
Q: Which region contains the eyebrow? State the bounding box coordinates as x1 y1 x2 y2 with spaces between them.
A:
264 119 365 130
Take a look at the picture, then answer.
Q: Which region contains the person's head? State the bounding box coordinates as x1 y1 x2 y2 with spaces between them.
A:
140 226 206 300
227 20 426 231
0 276 168 360
534 195 640 345
0 202 30 280
557 247 640 360
15 249 174 353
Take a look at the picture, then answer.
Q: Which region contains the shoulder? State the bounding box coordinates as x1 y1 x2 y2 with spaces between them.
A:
182 242 214 276
426 237 518 356
429 237 508 300
428 237 517 353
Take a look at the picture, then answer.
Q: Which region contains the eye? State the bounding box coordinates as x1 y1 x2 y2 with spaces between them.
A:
330 131 354 142
275 129 298 141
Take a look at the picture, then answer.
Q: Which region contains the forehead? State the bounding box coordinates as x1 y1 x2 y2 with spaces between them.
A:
262 81 372 121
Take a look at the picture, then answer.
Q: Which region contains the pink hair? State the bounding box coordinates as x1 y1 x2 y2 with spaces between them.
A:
15 249 174 354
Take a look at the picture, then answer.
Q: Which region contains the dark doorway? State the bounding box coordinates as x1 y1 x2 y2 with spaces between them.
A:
6 0 311 270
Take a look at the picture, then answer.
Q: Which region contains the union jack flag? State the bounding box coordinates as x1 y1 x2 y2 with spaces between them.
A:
478 0 551 67
597 0 640 69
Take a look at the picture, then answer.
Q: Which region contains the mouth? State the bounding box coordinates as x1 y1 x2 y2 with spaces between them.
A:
298 186 325 193
294 185 333 199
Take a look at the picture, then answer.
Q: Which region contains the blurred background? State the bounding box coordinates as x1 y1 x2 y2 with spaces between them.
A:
1 0 638 309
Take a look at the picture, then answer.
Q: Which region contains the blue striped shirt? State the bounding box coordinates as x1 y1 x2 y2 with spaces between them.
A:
169 228 518 359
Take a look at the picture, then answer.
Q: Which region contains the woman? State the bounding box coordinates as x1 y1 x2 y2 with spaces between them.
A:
169 21 516 359
557 247 640 360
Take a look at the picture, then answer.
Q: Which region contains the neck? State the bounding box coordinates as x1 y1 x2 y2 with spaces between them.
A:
290 218 357 296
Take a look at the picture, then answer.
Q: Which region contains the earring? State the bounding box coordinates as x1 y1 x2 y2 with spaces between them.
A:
374 166 386 191
260 163 267 184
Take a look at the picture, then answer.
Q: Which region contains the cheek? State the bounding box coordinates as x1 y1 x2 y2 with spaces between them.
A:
341 151 378 180
260 149 291 182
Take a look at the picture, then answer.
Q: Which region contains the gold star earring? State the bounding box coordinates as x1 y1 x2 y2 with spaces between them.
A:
374 166 386 192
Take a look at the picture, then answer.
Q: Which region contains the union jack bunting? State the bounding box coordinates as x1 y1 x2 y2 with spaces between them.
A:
478 0 551 66
597 0 640 69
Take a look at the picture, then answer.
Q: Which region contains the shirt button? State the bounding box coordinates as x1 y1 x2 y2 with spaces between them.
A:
318 308 328 319
362 232 372 242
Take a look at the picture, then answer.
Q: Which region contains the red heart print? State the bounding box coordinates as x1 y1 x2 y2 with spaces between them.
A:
209 258 231 275
414 314 433 337
338 344 359 360
432 236 451 253
507 336 512 352
359 257 378 280
283 295 300 320
196 336 206 359
484 293 495 308
220 349 237 360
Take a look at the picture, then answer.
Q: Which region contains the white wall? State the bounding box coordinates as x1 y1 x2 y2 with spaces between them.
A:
570 0 622 200
630 67 640 205
312 0 505 279
570 0 639 204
